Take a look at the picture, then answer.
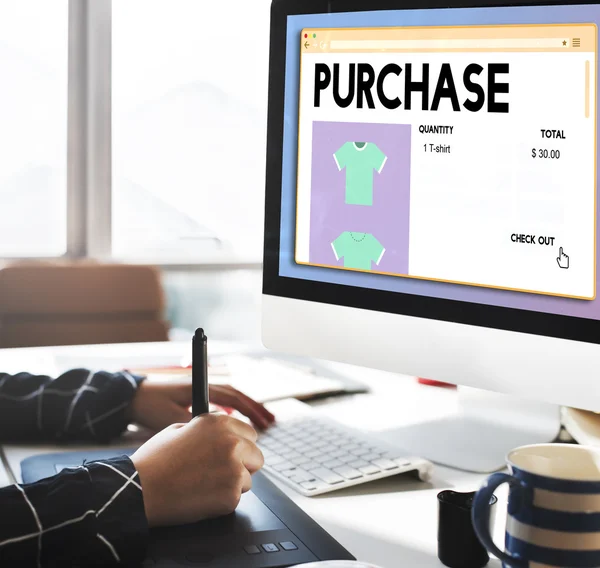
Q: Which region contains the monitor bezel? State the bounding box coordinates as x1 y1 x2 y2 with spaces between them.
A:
263 0 600 345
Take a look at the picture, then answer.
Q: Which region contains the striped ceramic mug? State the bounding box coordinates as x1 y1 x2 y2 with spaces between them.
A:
472 444 600 568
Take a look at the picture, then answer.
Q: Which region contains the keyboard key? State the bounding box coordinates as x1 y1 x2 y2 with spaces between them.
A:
349 459 369 468
281 468 299 477
277 429 294 437
292 469 316 481
358 464 381 475
280 541 298 551
302 461 320 471
333 466 363 480
329 449 346 459
306 450 322 458
382 454 412 467
342 443 360 452
323 459 344 469
290 456 311 466
281 450 301 460
350 447 370 457
299 436 315 444
313 454 330 464
266 455 286 466
313 440 328 449
362 453 382 462
289 473 310 483
298 433 314 441
262 544 279 553
244 545 261 555
303 433 318 440
372 458 399 470
309 468 345 485
339 454 356 464
273 461 295 472
300 481 319 491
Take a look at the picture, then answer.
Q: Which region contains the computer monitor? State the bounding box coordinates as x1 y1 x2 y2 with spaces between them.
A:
262 0 600 472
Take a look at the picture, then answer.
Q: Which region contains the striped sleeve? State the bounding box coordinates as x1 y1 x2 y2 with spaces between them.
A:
0 370 144 443
0 456 148 567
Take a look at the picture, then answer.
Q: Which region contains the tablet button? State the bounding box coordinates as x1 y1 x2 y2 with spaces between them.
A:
280 541 298 551
244 545 261 555
261 543 279 553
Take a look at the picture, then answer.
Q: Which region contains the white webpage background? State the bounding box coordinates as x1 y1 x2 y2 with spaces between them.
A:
296 51 596 299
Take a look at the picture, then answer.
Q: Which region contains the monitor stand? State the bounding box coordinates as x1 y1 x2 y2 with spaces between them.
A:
379 387 562 473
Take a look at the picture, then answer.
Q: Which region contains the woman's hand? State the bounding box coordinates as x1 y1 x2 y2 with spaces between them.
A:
129 378 275 432
209 384 276 429
132 414 264 526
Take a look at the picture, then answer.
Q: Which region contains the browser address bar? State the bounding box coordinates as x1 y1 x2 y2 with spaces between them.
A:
329 38 569 50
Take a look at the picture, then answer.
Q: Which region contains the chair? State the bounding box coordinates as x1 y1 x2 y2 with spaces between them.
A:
0 262 169 348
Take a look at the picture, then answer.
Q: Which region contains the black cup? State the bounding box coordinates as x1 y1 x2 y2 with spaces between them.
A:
437 490 497 568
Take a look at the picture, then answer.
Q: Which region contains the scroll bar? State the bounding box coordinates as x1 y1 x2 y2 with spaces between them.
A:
586 60 590 118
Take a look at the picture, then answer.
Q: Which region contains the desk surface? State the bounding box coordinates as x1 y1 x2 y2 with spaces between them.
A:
0 451 10 487
0 341 505 568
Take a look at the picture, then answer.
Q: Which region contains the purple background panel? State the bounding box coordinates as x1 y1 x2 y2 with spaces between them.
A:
283 7 600 322
309 121 411 274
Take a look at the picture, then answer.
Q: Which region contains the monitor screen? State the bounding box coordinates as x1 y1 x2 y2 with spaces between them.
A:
274 3 600 327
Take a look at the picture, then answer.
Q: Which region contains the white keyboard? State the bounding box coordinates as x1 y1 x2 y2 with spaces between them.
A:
258 404 433 496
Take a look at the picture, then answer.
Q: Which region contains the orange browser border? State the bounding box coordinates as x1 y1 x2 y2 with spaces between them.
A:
294 23 598 301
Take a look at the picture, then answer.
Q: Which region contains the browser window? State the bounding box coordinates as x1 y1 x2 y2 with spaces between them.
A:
294 24 597 300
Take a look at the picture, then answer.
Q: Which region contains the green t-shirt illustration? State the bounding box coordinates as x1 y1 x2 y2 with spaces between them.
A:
331 232 385 270
333 142 387 206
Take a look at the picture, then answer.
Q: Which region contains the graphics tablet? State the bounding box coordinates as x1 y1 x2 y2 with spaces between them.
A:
21 449 354 568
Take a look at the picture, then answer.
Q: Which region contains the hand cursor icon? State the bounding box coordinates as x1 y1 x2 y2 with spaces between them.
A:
557 247 569 269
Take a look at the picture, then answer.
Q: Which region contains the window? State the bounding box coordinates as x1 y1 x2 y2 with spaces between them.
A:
112 0 271 262
0 0 270 264
0 1 68 257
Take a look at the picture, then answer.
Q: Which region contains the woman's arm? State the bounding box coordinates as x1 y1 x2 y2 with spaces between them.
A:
0 369 143 443
0 369 275 567
0 456 147 567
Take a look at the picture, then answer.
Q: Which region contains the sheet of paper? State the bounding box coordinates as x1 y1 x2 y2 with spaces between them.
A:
141 355 347 403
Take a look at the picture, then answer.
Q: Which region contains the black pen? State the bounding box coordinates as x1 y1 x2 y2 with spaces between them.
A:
192 328 210 416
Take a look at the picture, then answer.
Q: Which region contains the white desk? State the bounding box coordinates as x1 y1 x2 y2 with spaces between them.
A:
0 450 11 487
0 341 506 568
